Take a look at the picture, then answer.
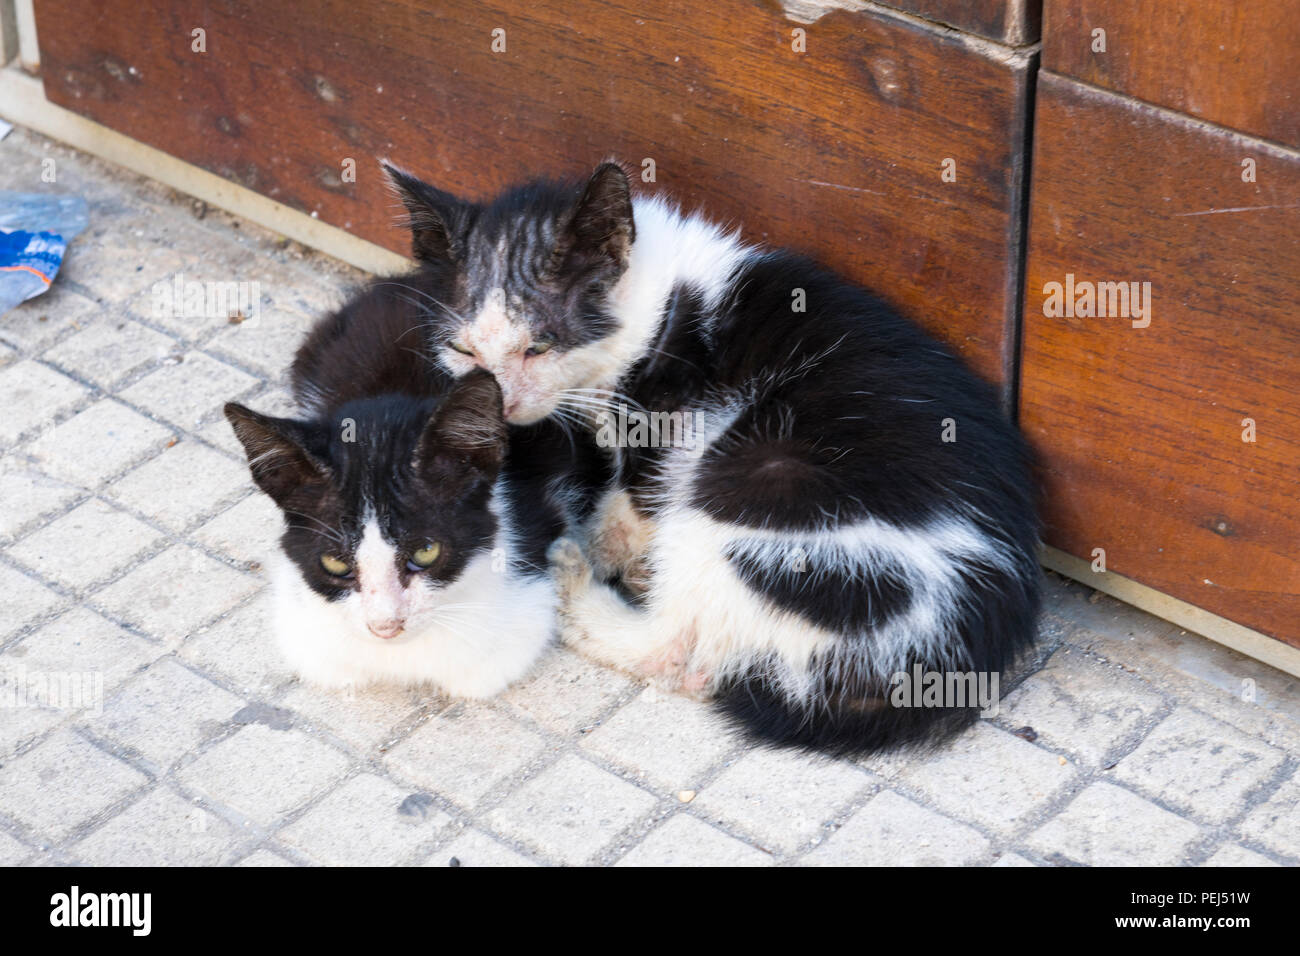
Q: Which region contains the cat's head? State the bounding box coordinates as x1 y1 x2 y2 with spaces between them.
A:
383 160 636 425
224 370 507 641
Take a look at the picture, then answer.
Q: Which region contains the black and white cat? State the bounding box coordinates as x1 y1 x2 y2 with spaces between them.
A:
384 161 1041 754
224 279 596 697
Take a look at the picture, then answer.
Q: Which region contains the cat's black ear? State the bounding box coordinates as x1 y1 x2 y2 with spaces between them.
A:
224 403 331 507
555 161 635 274
415 370 507 478
382 162 472 264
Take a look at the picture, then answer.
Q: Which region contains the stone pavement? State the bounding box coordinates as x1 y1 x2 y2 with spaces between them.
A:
1 125 1297 867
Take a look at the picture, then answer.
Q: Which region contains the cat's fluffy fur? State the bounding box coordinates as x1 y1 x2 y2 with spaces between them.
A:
385 161 1041 755
225 280 596 697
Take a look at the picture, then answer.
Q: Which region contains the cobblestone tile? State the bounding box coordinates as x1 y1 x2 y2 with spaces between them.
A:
1203 844 1279 867
72 786 240 866
386 704 548 809
279 773 453 866
192 493 282 569
580 687 736 792
117 351 258 431
1112 706 1286 825
43 317 177 388
178 592 290 697
93 545 260 644
280 682 428 753
1026 782 1202 866
6 498 163 593
0 563 63 639
0 467 82 544
693 747 873 855
999 644 1167 769
0 729 148 841
501 646 635 735
433 829 537 867
24 399 173 489
484 755 657 866
91 659 244 768
176 724 350 826
805 790 990 866
0 830 32 865
0 286 99 352
896 723 1081 837
108 439 250 532
618 814 773 867
1236 770 1300 861
206 307 315 381
0 360 91 445
236 849 295 867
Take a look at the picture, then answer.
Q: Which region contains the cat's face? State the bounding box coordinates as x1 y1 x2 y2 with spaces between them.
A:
384 162 636 425
225 371 507 641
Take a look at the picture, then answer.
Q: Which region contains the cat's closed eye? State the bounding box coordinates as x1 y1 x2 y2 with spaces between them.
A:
407 542 442 571
447 339 475 356
525 334 556 357
320 554 353 577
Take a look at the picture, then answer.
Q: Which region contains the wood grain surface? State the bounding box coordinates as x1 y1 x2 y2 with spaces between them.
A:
34 0 1034 394
1020 72 1300 647
1043 0 1300 148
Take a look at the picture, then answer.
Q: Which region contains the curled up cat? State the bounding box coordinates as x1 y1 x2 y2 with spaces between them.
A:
224 278 597 698
382 160 1042 755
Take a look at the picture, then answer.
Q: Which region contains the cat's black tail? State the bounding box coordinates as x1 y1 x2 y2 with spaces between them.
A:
714 566 1042 758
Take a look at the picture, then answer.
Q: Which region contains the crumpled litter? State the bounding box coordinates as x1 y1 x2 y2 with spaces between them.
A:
0 191 89 315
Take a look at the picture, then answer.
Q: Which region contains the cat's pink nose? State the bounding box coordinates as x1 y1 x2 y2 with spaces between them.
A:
367 619 405 640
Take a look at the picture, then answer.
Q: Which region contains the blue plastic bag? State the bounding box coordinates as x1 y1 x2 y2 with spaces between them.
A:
0 192 89 314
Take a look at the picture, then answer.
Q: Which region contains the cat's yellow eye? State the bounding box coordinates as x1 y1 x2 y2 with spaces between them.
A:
409 542 442 569
526 336 555 357
320 554 352 577
448 339 475 356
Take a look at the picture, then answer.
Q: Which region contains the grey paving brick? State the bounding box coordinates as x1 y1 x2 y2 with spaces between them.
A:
178 592 291 697
236 849 295 867
433 829 537 867
580 686 736 792
485 755 658 865
0 466 82 544
0 563 63 639
805 789 990 866
0 286 99 353
0 360 91 445
1203 844 1279 867
0 729 148 841
693 747 873 854
24 399 174 489
91 659 244 768
0 829 32 865
176 724 350 826
279 773 454 866
72 786 240 866
92 545 260 645
206 307 315 380
1236 770 1300 861
61 229 197 303
618 814 773 867
1026 782 1202 866
192 493 282 569
7 498 163 593
386 704 548 809
896 722 1081 837
280 682 427 753
999 644 1167 769
43 317 177 388
107 439 250 532
1112 706 1286 825
991 852 1038 867
117 351 258 431
501 646 635 734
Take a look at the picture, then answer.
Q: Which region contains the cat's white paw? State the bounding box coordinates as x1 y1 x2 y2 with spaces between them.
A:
548 536 593 598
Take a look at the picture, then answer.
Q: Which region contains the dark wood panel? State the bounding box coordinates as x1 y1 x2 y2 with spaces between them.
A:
878 0 1040 45
1043 0 1300 148
35 0 1033 395
1020 73 1300 647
